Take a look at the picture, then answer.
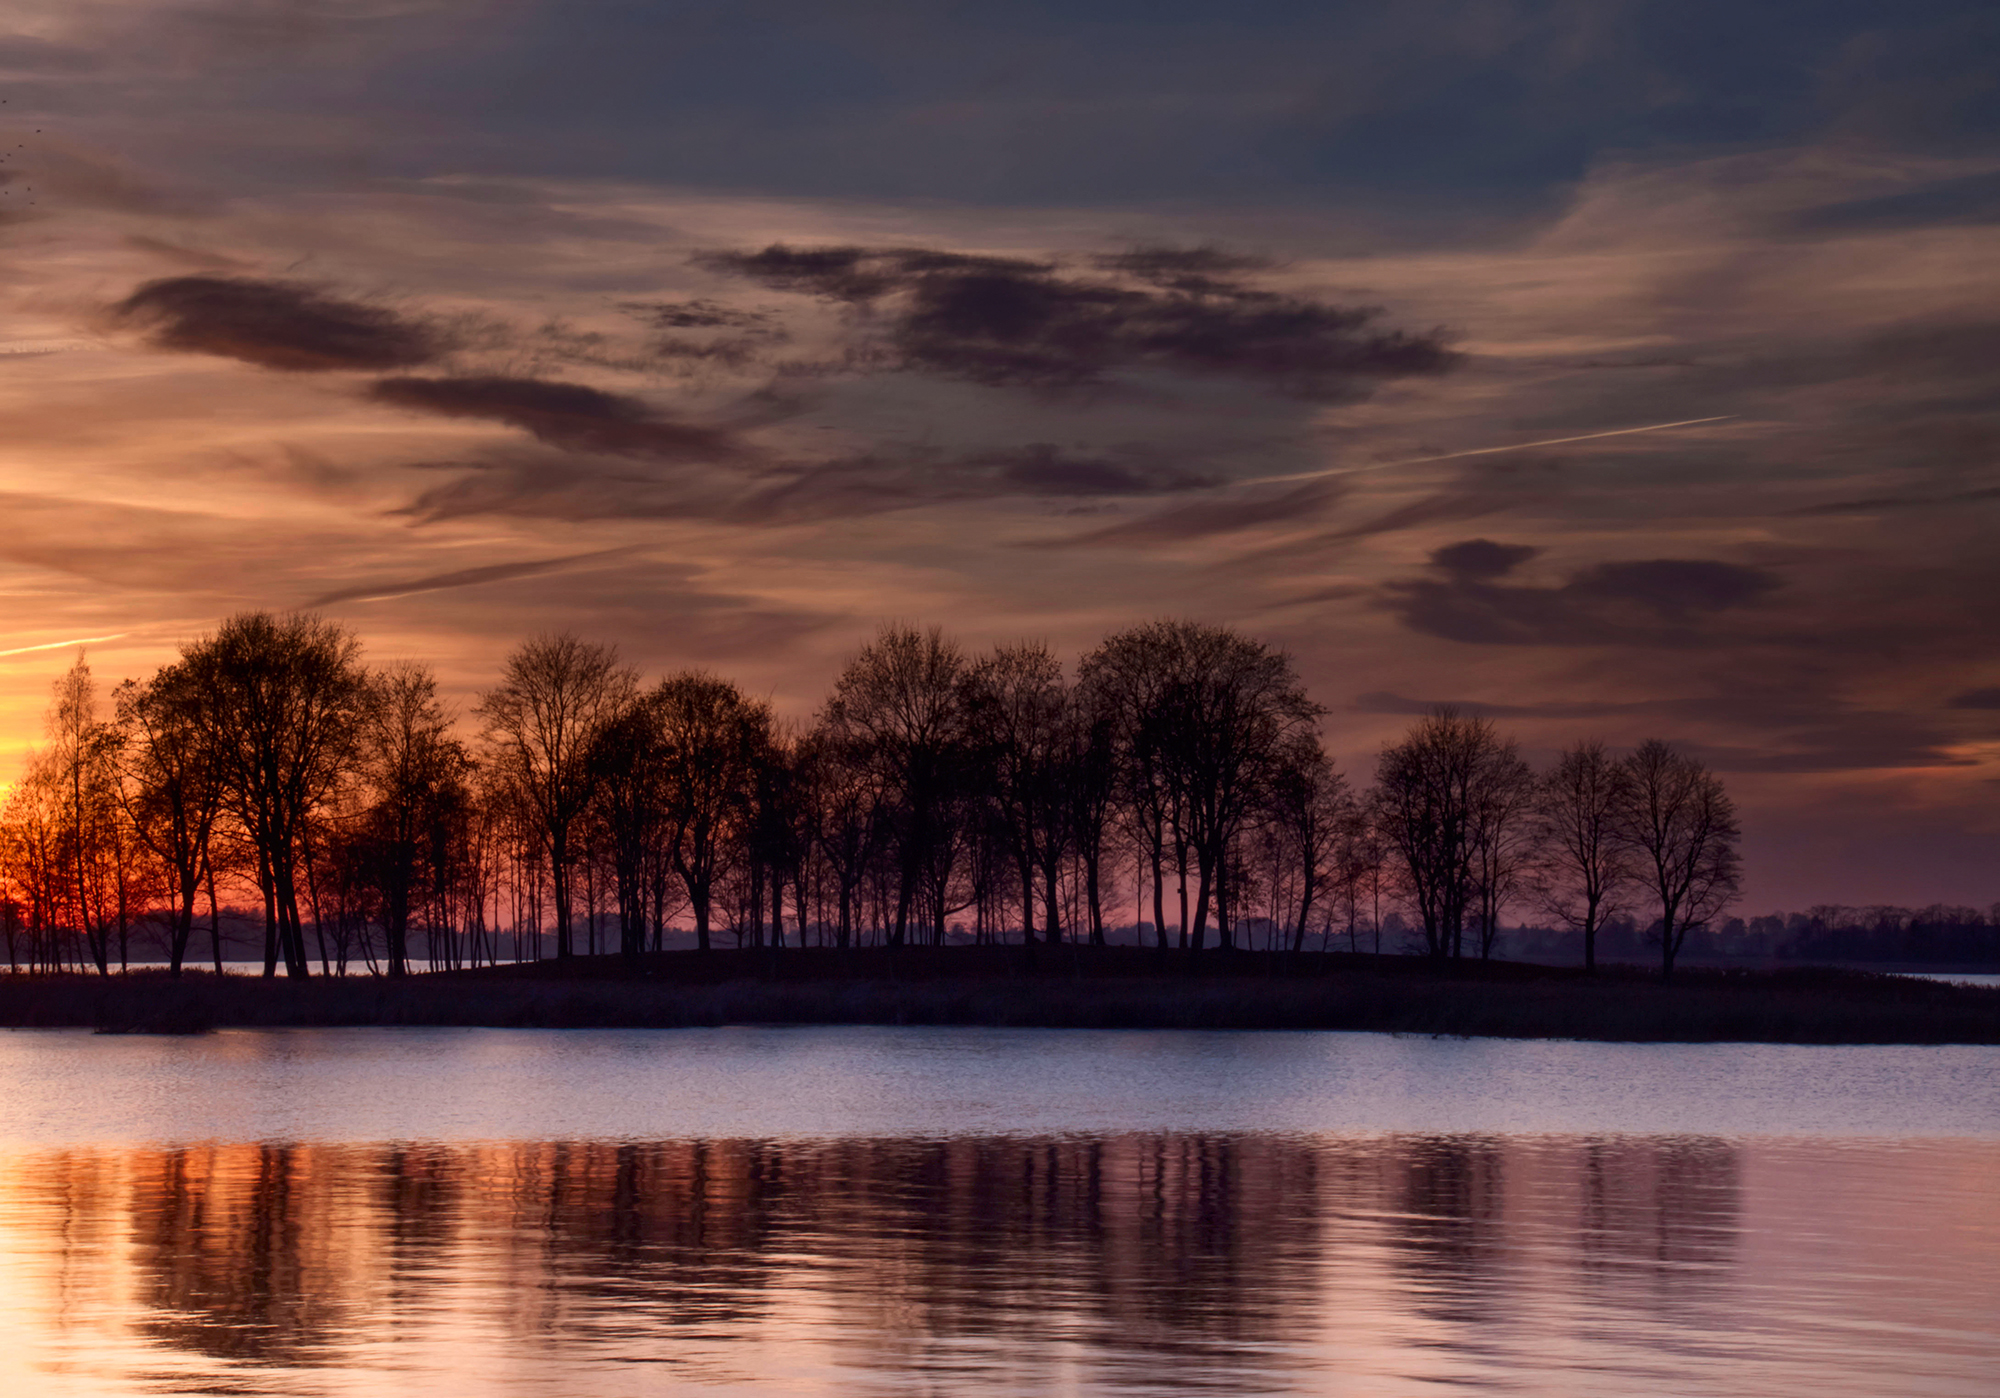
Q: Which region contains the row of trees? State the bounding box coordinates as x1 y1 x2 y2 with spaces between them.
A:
0 612 1742 980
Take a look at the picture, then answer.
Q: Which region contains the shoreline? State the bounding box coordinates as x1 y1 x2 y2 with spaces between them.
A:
3 946 1995 1044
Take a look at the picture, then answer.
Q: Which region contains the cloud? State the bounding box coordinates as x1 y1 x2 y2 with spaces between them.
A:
1353 685 1972 773
368 375 747 461
115 275 443 371
1353 690 1629 720
395 434 1227 528
971 443 1212 497
698 242 1455 397
1580 559 1780 613
616 298 791 371
1789 483 2000 516
1384 551 1782 647
1059 478 1350 547
1791 169 2000 233
1947 686 2000 710
304 547 642 608
1429 539 1540 579
1091 245 1275 292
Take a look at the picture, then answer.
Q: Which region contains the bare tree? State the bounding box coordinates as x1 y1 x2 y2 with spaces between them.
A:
1622 739 1741 980
1532 740 1634 974
355 663 472 976
653 671 767 951
1374 708 1525 960
1066 679 1119 946
179 614 373 978
969 642 1070 944
476 634 634 960
1082 620 1322 954
116 662 226 977
1263 735 1353 954
1079 625 1186 950
800 720 888 950
587 692 667 959
820 626 977 948
1335 796 1389 954
1467 736 1536 960
42 655 132 974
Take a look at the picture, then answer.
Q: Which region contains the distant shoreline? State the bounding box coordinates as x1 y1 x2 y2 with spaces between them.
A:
3 947 1996 1045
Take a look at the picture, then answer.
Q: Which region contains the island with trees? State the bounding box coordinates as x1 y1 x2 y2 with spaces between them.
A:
0 612 1993 1043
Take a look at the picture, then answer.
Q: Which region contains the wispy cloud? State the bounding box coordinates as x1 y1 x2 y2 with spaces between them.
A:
304 548 644 608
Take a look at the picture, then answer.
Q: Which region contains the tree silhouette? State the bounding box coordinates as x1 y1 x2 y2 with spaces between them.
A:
1374 709 1525 960
116 662 225 977
1531 741 1635 975
354 663 472 976
821 626 978 948
476 634 634 960
181 614 372 977
1622 739 1741 980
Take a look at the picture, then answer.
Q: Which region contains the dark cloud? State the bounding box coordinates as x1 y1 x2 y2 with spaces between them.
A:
1385 554 1782 647
696 245 1054 303
1322 458 1565 544
395 435 1221 529
617 299 790 371
733 442 1214 523
305 547 641 608
1791 169 2000 233
619 299 775 330
1679 736 1977 773
1354 690 1628 720
1092 245 1274 294
699 242 1454 398
1947 687 2000 710
1430 539 1540 579
1059 478 1349 547
393 449 716 526
1789 484 2000 516
971 444 1213 497
1580 559 1780 614
368 376 746 461
1353 686 1970 773
116 275 443 371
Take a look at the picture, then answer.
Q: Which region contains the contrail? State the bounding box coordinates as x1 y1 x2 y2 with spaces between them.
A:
0 633 129 658
1248 415 1739 486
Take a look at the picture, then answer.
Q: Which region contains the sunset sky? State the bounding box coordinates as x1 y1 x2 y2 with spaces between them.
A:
2 0 1997 910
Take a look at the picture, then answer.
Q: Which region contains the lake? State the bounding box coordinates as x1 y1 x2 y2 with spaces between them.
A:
0 1027 1994 1396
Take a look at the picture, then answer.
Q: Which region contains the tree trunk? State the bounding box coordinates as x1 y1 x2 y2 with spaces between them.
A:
260 848 279 978
692 881 712 952
1150 844 1169 952
1042 859 1062 947
551 831 574 959
1188 848 1213 955
1017 850 1036 944
1084 844 1105 946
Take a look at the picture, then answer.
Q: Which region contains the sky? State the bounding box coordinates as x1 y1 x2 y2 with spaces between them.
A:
1 0 1997 911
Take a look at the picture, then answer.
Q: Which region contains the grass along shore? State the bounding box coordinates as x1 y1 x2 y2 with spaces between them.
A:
1 946 1995 1044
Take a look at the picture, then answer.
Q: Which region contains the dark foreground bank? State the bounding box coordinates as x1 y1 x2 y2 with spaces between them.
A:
3 947 1996 1044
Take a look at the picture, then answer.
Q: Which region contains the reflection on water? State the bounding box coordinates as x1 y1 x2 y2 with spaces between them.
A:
2 1130 1995 1396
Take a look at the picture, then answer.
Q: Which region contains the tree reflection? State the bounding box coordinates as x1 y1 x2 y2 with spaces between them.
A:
1388 1135 1509 1326
1577 1135 1740 1298
127 1144 356 1366
15 1132 1752 1390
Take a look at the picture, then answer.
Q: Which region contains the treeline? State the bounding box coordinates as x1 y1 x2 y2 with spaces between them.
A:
1727 905 2000 966
1 613 1750 982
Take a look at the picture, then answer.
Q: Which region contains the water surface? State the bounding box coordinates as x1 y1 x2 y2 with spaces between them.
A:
0 1027 1993 1396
